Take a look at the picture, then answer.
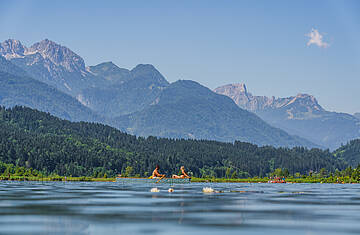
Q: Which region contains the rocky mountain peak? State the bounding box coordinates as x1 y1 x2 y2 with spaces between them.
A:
238 83 248 94
214 83 260 110
285 93 324 112
295 93 315 100
0 39 27 59
214 83 327 116
0 39 86 73
0 38 92 96
214 83 248 96
28 39 86 72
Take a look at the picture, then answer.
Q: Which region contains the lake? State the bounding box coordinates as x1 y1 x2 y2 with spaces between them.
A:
0 181 359 234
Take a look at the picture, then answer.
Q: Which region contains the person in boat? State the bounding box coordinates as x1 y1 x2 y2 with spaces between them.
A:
172 166 191 179
150 165 166 179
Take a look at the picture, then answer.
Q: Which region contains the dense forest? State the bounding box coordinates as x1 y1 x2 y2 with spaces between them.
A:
0 106 356 178
334 140 360 167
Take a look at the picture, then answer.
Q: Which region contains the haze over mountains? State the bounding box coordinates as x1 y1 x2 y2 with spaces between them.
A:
0 38 357 149
83 63 169 117
0 71 101 122
115 80 314 147
355 113 360 120
0 55 28 77
214 84 360 149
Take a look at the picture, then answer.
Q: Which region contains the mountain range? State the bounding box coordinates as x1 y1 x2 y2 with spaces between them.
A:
0 106 348 178
0 39 170 118
0 39 109 97
214 83 360 149
0 38 357 149
115 80 314 147
81 63 169 117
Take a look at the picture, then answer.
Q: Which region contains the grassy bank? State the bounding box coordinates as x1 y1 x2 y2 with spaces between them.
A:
191 177 269 183
1 175 358 184
192 176 359 183
0 175 116 182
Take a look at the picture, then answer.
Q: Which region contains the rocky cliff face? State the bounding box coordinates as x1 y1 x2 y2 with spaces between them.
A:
0 39 27 59
214 83 280 112
0 39 86 71
28 39 86 73
214 83 325 120
214 83 360 149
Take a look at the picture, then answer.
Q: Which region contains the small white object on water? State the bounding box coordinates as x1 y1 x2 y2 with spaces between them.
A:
150 187 160 192
202 187 214 193
168 188 174 193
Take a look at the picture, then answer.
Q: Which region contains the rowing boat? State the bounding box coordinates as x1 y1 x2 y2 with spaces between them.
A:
116 177 191 184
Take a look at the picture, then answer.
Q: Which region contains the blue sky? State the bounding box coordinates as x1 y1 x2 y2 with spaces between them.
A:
1 0 359 113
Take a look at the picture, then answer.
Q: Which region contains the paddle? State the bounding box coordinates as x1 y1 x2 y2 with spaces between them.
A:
156 175 166 183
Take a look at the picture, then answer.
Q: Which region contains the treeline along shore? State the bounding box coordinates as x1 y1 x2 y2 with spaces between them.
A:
0 106 359 182
1 160 360 183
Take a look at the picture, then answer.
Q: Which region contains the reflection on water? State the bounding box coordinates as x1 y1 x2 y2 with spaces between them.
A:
0 181 360 234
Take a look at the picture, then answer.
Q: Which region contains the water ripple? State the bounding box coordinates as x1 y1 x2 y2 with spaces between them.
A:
0 181 360 234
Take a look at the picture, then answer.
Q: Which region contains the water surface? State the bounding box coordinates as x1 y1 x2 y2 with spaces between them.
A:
0 181 359 234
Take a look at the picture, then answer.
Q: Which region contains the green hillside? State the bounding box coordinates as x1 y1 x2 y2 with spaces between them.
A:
334 139 360 167
0 71 102 122
81 64 169 117
116 80 317 148
0 106 346 178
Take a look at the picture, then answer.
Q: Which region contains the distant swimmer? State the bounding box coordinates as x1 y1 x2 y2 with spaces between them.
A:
150 165 166 179
172 166 191 179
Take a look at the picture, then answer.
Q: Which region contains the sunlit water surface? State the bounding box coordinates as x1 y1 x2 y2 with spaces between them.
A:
0 181 359 234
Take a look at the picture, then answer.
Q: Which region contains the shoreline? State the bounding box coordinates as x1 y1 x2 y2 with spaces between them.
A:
0 176 358 184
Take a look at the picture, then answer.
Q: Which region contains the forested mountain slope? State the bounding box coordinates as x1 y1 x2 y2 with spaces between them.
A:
0 38 336 148
81 64 169 117
0 72 102 122
0 55 28 77
335 140 360 167
0 106 346 178
115 80 317 148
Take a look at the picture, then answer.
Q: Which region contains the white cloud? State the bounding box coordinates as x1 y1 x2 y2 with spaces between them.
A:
306 28 329 48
